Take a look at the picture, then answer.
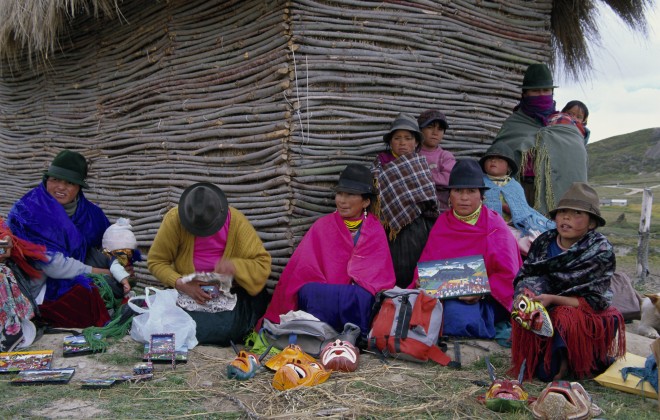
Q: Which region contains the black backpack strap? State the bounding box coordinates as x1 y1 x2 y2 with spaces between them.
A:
393 294 413 354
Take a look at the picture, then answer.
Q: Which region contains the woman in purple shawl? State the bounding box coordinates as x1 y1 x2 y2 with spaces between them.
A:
260 164 396 339
7 150 111 328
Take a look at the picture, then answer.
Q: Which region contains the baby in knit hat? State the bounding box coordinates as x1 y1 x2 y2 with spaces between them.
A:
102 218 141 295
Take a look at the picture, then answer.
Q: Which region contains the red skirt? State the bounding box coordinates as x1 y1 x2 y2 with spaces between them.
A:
39 284 110 328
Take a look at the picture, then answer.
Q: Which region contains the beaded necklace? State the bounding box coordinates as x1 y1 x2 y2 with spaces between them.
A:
452 205 482 225
486 174 511 187
344 218 364 232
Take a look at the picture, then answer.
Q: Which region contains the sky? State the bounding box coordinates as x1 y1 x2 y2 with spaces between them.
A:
554 2 660 143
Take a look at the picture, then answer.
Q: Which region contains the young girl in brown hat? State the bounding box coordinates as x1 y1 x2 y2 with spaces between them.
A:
510 182 625 381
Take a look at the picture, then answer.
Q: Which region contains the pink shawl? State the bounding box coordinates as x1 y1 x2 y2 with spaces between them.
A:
262 212 396 324
417 207 521 311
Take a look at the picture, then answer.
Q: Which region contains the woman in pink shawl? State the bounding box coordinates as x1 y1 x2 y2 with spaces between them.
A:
417 159 522 339
260 164 396 339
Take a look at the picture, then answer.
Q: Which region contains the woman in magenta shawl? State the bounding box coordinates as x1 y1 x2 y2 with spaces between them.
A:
260 164 396 338
417 159 522 339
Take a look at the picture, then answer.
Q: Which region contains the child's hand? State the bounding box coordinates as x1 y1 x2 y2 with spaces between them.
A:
458 295 481 304
532 294 554 307
0 235 13 262
120 278 131 294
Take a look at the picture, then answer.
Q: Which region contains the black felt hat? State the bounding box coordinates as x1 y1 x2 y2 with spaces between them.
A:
335 164 374 195
479 142 519 176
43 149 89 188
383 113 422 145
520 63 558 90
447 159 489 190
178 182 229 237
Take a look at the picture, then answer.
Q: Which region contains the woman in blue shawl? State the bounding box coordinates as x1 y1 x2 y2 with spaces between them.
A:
7 150 112 328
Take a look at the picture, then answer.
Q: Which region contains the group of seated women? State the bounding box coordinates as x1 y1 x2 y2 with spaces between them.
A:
1 100 623 382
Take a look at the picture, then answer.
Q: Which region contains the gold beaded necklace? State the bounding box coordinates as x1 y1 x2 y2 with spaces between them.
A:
344 218 364 232
452 205 482 224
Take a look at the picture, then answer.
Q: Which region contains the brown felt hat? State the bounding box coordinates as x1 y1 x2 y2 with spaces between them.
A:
417 109 449 130
178 182 229 237
548 182 606 227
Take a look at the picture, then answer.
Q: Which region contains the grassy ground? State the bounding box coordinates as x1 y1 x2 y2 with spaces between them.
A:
2 339 659 419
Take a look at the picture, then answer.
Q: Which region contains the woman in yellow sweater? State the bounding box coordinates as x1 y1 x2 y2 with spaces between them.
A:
148 182 271 345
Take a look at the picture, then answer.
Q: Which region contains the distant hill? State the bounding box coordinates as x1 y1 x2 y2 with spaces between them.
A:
587 127 660 180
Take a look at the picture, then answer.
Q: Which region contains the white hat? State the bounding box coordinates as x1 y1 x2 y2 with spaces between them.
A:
102 218 137 251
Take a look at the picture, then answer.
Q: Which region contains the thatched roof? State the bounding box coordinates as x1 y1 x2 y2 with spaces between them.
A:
552 0 656 79
0 0 119 63
0 0 655 79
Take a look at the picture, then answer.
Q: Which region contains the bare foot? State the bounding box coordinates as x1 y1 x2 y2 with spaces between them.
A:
553 357 569 380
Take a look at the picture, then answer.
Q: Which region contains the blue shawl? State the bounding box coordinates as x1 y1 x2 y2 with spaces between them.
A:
7 183 109 262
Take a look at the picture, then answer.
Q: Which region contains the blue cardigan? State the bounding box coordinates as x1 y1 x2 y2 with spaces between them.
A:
483 177 555 235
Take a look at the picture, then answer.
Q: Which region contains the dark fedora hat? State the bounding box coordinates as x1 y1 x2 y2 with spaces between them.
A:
43 149 89 188
479 142 519 176
383 113 422 145
417 109 449 131
178 182 229 237
520 63 558 90
548 182 606 227
447 159 489 190
335 164 374 195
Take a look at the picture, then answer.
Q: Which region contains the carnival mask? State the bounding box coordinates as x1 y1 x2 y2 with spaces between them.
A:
272 358 330 391
227 341 271 380
264 344 316 371
511 289 553 337
480 357 529 412
319 339 359 372
531 380 602 420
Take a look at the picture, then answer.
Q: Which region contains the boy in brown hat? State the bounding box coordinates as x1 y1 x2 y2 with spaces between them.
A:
510 182 625 381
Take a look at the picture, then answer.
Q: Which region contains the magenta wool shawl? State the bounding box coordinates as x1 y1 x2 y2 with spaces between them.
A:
417 207 522 311
262 212 396 324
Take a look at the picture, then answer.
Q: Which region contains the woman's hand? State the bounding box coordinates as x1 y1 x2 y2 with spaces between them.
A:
214 258 236 276
175 277 212 305
0 235 12 262
458 295 481 304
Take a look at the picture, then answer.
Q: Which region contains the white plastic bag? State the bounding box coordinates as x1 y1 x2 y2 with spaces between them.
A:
128 287 198 351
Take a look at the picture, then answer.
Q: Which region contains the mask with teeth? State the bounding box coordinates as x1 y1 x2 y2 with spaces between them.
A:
319 339 359 372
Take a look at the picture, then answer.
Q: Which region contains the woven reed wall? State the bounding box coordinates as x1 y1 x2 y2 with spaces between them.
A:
0 0 553 289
